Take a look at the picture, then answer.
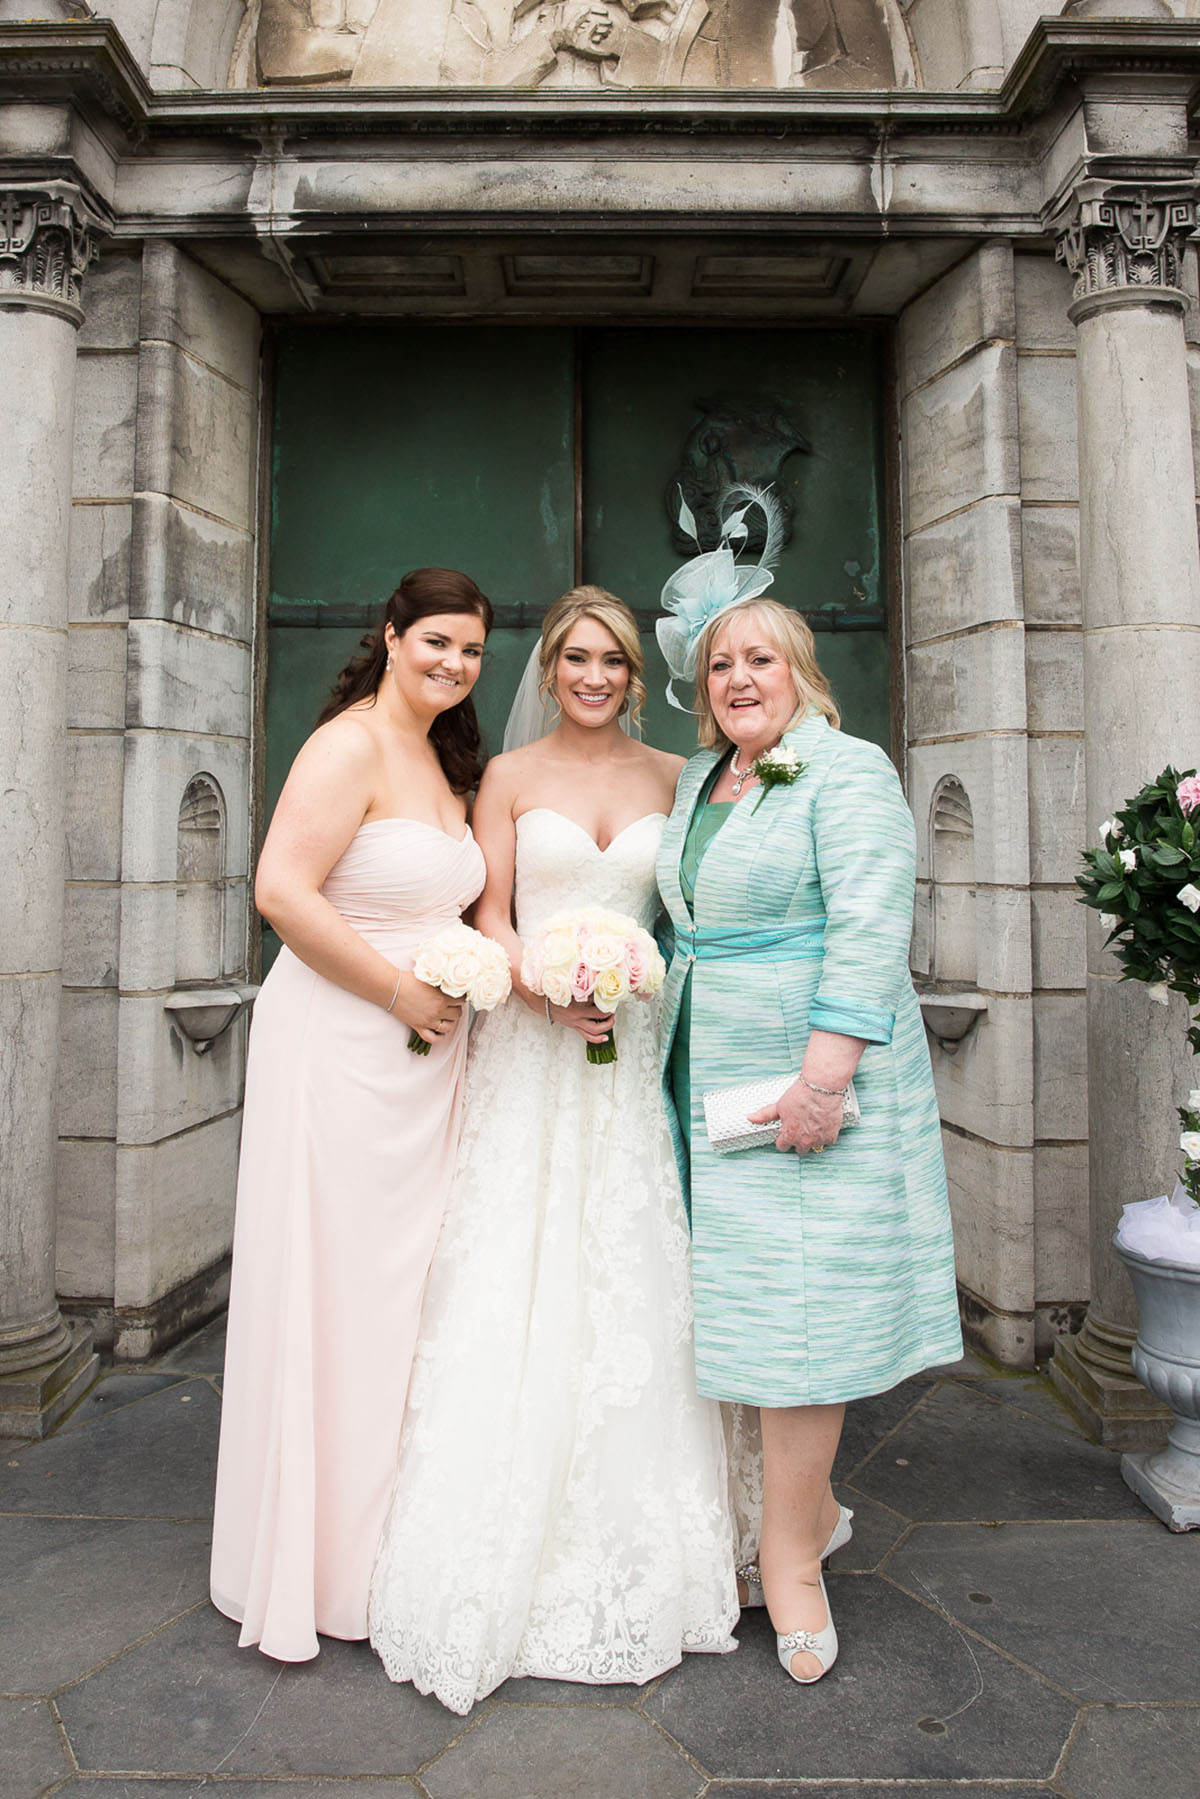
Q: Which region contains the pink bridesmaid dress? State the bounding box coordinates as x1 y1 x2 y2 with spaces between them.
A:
210 818 486 1662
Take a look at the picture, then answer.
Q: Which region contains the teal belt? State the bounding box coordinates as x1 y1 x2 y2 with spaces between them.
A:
672 923 826 963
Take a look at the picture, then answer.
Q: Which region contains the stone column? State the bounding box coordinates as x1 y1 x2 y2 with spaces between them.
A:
1050 181 1200 1446
0 184 102 1435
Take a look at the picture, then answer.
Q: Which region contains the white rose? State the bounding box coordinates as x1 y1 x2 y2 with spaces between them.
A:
1180 1131 1200 1161
1098 820 1114 843
761 747 799 774
1118 848 1138 872
542 965 573 1008
540 928 578 974
643 949 666 995
1099 913 1118 931
593 964 631 1011
1178 883 1200 914
414 944 447 987
583 932 626 973
1188 1089 1200 1110
470 960 511 1012
1147 981 1171 1006
440 945 482 998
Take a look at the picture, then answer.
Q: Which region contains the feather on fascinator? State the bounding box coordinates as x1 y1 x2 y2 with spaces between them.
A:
656 483 786 711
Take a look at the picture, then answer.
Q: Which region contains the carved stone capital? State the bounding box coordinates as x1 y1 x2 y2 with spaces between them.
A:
0 183 104 327
1055 182 1198 316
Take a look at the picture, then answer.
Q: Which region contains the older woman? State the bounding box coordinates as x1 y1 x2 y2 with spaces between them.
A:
656 593 962 1686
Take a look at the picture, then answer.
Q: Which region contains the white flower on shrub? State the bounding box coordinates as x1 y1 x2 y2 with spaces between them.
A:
1181 1131 1200 1161
1118 848 1138 872
1178 883 1200 914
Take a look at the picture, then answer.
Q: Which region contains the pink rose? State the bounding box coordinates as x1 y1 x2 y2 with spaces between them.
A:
1178 775 1200 817
571 960 594 1004
626 940 649 988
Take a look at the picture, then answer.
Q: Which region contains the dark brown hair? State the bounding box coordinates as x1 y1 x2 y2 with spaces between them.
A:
318 568 493 793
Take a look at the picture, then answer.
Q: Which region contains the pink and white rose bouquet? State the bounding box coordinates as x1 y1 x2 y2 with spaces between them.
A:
521 906 666 1065
407 923 511 1054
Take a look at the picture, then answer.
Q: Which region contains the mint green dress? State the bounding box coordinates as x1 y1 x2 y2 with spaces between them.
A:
669 776 733 1145
656 713 963 1408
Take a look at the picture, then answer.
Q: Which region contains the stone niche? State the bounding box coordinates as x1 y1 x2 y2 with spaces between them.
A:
930 777 978 989
234 0 914 89
175 773 226 986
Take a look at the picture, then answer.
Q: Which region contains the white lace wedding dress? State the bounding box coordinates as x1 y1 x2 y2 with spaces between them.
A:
368 808 741 1714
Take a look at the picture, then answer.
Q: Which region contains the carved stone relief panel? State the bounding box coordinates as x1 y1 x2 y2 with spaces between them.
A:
665 394 809 552
240 0 911 89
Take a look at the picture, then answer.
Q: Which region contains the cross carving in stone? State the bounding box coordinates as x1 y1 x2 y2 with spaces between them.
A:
1122 192 1163 253
0 191 29 253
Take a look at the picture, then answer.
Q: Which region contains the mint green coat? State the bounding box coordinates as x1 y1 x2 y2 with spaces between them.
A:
656 714 962 1406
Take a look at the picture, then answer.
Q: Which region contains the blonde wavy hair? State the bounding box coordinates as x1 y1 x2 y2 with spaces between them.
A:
694 598 840 751
538 585 648 731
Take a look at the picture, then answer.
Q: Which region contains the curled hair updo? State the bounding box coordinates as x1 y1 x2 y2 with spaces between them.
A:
318 567 493 794
537 585 648 731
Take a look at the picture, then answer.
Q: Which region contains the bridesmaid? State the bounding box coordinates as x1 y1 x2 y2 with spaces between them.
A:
210 567 492 1662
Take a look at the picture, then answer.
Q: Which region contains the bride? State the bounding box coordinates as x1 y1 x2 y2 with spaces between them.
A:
368 585 740 1713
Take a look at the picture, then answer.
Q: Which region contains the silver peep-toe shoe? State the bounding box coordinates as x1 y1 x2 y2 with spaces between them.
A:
736 1503 854 1609
777 1571 838 1684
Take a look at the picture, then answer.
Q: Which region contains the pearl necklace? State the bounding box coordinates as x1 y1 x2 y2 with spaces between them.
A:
730 742 779 797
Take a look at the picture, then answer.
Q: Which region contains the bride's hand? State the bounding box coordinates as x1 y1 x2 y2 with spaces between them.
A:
548 999 615 1045
392 972 464 1045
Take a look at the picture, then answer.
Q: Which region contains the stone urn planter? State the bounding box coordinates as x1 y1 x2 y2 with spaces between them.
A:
1115 1239 1200 1531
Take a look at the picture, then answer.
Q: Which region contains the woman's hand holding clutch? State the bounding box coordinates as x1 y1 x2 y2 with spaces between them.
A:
748 1078 843 1155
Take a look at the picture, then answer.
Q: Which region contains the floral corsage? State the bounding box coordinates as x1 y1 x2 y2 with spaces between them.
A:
751 744 806 813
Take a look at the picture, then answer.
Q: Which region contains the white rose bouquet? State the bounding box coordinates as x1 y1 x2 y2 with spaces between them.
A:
521 906 666 1066
407 923 512 1054
1078 766 1200 1215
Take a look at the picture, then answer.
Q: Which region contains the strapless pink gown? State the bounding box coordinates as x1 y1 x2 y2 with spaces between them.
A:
210 818 486 1662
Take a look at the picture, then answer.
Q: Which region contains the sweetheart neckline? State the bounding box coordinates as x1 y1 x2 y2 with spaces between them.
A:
358 817 474 846
516 808 668 856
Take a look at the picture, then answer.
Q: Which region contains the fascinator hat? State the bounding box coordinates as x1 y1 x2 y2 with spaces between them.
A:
656 483 787 711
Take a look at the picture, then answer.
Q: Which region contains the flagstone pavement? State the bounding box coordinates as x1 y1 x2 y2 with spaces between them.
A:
3 1318 1198 1799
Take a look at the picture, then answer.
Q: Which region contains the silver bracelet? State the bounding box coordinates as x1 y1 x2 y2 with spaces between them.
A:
800 1074 846 1098
385 970 402 1015
544 995 554 1025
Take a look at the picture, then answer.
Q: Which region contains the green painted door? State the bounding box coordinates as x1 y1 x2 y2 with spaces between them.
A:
263 325 890 960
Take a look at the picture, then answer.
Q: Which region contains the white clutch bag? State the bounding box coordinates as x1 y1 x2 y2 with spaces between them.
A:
703 1073 861 1155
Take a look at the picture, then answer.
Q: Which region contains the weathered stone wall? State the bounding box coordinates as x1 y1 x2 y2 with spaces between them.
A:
899 240 1093 1364
1013 248 1091 1353
59 241 260 1356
